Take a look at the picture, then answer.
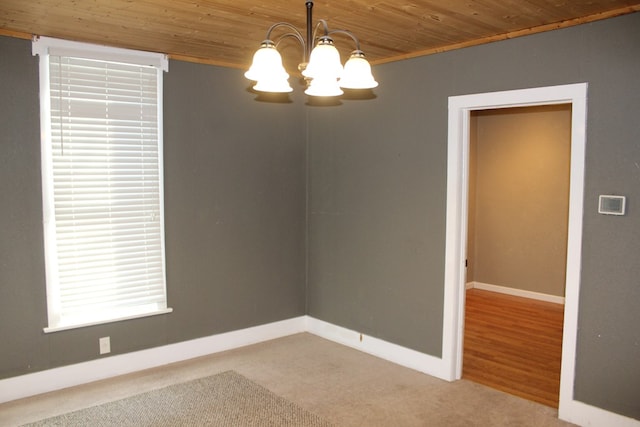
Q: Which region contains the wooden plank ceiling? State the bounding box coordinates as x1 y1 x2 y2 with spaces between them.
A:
1 0 639 73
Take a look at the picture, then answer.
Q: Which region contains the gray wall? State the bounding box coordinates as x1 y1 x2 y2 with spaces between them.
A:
307 13 640 419
0 36 307 378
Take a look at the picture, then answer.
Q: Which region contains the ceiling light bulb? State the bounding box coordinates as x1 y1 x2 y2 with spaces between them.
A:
253 76 294 93
339 51 378 89
304 76 343 97
302 37 343 79
245 41 293 93
245 42 288 82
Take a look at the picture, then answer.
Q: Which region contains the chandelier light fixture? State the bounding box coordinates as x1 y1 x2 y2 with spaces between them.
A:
245 1 378 97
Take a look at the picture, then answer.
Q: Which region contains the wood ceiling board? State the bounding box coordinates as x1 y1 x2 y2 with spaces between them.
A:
1 0 639 70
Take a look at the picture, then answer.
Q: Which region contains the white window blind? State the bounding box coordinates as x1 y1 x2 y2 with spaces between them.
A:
34 37 171 332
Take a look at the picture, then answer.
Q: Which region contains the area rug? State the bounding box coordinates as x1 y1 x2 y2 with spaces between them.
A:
23 370 333 426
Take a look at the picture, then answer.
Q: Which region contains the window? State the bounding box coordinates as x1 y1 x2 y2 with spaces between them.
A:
33 37 171 332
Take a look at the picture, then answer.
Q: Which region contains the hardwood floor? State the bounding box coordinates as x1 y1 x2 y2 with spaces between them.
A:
462 288 564 408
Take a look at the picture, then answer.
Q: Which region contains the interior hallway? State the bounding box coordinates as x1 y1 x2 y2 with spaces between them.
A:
0 333 573 426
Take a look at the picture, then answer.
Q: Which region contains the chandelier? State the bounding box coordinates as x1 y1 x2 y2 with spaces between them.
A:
244 1 378 97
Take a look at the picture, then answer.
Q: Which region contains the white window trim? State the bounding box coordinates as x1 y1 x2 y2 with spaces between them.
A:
33 36 172 333
43 309 174 333
33 36 168 71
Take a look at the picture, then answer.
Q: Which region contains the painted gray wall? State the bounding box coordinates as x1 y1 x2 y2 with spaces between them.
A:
307 13 640 419
306 83 448 355
0 36 307 377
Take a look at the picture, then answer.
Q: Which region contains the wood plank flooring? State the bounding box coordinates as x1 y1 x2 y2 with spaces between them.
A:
462 288 564 408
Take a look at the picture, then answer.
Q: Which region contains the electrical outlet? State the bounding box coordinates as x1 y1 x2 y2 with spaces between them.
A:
99 336 111 354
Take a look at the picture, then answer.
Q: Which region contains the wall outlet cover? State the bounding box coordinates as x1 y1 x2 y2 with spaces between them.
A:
99 336 111 354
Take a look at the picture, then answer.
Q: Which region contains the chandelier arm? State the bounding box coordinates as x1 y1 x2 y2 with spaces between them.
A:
311 19 331 45
265 22 305 45
274 32 307 65
274 32 305 48
265 22 308 65
327 29 362 51
318 19 330 36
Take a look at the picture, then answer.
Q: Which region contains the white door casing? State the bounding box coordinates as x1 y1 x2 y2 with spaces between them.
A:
442 83 587 419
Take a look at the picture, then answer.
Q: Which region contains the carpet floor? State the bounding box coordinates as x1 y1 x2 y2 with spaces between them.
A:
0 333 575 426
22 371 332 426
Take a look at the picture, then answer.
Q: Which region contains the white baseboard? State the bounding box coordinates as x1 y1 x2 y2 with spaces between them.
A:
467 281 565 304
305 316 449 380
1 314 634 427
0 316 307 404
560 398 640 427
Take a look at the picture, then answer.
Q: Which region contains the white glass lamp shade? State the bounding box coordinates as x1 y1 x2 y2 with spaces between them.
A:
245 42 292 93
302 37 343 79
253 76 293 93
339 51 378 89
304 76 343 97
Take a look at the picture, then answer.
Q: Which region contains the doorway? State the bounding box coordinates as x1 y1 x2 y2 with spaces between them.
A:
462 105 571 407
441 83 587 418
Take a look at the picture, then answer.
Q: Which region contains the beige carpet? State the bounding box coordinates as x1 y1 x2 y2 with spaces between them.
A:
2 334 575 426
22 370 332 427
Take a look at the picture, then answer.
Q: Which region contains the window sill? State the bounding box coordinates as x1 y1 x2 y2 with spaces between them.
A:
43 308 173 333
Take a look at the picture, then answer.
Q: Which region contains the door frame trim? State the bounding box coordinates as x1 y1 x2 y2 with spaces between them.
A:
442 83 588 419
